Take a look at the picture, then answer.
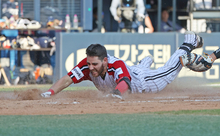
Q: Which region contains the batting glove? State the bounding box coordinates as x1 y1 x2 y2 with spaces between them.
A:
110 89 123 99
41 92 52 98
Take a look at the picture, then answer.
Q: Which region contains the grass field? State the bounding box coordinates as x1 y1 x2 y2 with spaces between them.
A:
1 111 220 136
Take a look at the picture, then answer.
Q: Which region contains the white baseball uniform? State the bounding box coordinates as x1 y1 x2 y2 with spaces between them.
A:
68 49 186 93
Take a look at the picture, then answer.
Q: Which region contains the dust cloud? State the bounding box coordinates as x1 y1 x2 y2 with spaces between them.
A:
0 89 43 100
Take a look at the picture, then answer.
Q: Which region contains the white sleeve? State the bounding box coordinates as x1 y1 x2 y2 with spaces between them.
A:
136 0 145 15
110 0 120 17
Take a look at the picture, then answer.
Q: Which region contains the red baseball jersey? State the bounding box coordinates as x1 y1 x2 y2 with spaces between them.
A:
68 54 131 92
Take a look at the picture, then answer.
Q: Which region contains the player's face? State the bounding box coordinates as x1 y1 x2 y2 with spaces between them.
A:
87 56 108 77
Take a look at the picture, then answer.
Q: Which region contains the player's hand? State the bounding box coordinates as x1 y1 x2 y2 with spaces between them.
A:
108 89 123 100
114 15 120 22
41 92 52 98
111 89 121 95
137 14 145 21
111 94 123 99
105 94 123 100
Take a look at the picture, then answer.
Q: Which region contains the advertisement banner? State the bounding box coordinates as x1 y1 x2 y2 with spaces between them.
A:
55 32 220 86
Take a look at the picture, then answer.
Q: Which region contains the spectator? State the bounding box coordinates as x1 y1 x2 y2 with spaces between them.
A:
2 0 18 20
110 0 153 33
1 0 22 85
91 7 106 33
1 0 20 68
144 14 154 33
192 0 212 9
160 8 186 32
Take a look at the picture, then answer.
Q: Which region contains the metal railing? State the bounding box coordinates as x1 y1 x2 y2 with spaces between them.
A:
0 0 81 27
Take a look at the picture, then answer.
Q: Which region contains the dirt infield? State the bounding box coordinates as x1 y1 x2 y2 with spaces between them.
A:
0 81 220 115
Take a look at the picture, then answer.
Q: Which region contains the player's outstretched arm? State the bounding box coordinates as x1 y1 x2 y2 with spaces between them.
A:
41 75 73 98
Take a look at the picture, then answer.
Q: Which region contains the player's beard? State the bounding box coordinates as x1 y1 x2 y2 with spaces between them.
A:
91 63 105 77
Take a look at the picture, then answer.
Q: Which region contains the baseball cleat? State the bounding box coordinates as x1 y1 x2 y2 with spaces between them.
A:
183 31 203 49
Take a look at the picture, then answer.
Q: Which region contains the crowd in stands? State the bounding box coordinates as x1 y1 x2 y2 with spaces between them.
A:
0 0 57 85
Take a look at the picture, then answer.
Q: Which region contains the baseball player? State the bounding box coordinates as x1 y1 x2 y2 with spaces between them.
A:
41 31 215 98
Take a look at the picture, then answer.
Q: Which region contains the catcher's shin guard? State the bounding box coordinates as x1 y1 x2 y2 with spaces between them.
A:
179 52 213 72
179 52 192 66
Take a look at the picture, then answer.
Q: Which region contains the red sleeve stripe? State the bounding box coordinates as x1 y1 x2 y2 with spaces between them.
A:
80 65 89 71
107 67 116 72
69 73 74 78
69 65 89 79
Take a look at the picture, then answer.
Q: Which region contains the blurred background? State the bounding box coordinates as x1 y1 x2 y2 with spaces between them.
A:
1 0 219 33
0 0 219 86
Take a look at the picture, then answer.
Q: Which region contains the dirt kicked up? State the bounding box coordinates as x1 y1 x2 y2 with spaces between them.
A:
0 82 220 115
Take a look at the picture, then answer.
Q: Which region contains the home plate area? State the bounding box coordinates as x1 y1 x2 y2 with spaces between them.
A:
0 83 220 115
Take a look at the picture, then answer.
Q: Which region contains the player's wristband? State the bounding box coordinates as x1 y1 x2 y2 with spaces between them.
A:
115 80 129 94
213 48 220 59
48 89 55 95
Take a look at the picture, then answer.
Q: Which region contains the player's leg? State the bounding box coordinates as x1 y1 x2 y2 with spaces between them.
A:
179 33 220 72
155 31 203 83
158 31 203 87
142 49 187 93
138 55 154 68
142 31 203 93
179 31 204 67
